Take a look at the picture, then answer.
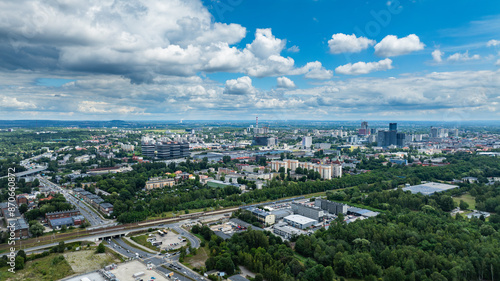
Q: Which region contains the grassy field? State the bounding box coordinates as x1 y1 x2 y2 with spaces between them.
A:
128 235 159 252
0 254 74 281
452 193 476 210
64 249 118 273
183 245 209 269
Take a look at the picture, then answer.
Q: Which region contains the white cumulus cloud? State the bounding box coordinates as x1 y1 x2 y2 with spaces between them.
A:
277 76 296 88
487 40 500 47
224 76 256 95
297 61 334 80
374 34 425 57
335 59 393 75
432 49 444 63
246 28 286 59
328 33 375 54
447 51 480 62
77 101 142 114
1 97 37 109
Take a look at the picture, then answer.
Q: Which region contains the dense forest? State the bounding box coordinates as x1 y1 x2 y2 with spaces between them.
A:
201 208 500 281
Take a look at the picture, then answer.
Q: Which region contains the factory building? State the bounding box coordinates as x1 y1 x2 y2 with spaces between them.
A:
291 202 324 221
271 209 294 220
283 214 317 230
315 198 348 215
273 223 307 239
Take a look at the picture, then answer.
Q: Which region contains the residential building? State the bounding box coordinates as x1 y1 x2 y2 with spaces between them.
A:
45 210 80 220
0 202 21 219
99 203 114 215
270 159 342 179
7 218 29 239
145 177 176 190
243 207 276 225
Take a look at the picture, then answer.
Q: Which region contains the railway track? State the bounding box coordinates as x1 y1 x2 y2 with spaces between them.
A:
0 207 238 252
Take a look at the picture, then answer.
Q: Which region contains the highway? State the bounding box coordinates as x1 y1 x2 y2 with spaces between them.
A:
37 175 115 228
16 155 114 228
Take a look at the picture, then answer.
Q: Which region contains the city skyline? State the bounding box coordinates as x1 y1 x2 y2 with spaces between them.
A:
0 0 500 121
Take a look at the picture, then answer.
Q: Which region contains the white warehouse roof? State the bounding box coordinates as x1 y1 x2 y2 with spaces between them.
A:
284 214 317 225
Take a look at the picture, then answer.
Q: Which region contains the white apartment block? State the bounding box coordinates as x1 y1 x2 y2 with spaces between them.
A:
270 159 342 180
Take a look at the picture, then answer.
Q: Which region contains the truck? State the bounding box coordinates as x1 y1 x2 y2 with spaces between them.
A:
167 272 174 278
132 272 145 278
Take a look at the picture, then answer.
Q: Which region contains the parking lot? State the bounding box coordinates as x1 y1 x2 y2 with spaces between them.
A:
109 260 170 281
146 229 188 251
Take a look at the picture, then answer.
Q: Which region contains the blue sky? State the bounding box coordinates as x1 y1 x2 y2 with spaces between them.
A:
0 0 499 121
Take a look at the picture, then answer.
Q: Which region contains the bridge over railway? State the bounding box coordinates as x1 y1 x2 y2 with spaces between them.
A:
1 207 238 252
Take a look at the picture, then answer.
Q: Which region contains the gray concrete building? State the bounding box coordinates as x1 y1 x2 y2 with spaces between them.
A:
315 198 347 215
291 202 324 221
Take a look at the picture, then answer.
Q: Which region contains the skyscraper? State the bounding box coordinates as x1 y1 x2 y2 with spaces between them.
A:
377 122 406 147
430 127 439 138
358 121 369 136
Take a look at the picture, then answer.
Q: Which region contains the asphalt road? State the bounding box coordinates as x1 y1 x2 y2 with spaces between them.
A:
37 175 114 228
173 226 200 249
110 237 201 281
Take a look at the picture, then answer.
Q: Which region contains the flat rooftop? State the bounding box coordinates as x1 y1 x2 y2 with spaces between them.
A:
402 182 459 195
284 214 317 224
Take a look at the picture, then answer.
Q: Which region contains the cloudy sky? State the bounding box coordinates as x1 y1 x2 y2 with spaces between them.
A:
1 0 500 121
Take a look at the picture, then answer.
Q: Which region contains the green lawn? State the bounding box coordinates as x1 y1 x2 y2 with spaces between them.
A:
128 235 159 252
452 193 476 210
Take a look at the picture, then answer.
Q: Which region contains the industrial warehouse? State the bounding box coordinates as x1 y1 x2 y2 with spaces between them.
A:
232 197 380 240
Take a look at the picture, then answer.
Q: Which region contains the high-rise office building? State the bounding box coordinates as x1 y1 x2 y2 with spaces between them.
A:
141 143 156 158
156 142 190 159
253 136 278 146
430 127 439 138
142 142 189 159
358 121 369 136
377 122 406 147
396 133 407 147
302 136 312 148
